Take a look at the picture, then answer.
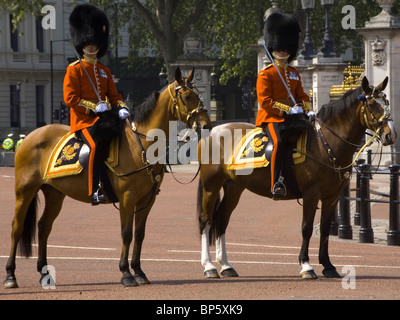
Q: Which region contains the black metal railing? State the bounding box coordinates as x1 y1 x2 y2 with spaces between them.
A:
331 158 400 246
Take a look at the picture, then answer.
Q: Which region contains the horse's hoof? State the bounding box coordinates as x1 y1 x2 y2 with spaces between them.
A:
204 269 220 279
3 277 18 289
121 274 139 287
300 270 318 280
221 268 239 278
134 274 151 285
323 268 341 278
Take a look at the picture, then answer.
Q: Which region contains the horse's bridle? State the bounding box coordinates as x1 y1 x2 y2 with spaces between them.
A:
168 80 208 132
298 87 393 181
358 88 392 135
115 81 207 186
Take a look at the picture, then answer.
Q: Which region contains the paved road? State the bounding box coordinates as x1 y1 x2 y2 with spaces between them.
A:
0 166 399 302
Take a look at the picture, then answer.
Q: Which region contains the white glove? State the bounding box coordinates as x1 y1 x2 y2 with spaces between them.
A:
289 105 303 115
96 102 109 114
119 107 130 120
307 111 316 118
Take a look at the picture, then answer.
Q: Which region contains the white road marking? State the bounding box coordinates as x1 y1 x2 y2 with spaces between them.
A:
168 250 362 259
226 242 317 250
0 241 396 272
32 244 116 251
0 255 399 270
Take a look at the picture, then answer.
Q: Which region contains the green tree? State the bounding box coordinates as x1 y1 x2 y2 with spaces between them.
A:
0 0 45 31
89 0 298 84
89 0 208 83
309 0 381 64
3 0 399 85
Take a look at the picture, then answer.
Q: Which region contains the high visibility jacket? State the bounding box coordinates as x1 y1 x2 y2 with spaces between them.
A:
256 63 311 126
63 57 126 133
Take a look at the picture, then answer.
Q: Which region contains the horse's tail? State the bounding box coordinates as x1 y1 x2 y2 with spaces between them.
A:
197 179 220 246
19 195 38 258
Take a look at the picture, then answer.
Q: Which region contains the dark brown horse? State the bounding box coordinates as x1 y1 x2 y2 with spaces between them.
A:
4 67 211 288
197 77 396 279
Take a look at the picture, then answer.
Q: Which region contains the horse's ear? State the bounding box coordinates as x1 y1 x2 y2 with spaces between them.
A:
175 67 182 83
187 68 195 83
362 77 371 94
377 76 389 92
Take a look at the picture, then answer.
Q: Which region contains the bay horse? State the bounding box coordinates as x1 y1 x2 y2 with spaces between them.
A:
4 67 211 288
197 77 396 279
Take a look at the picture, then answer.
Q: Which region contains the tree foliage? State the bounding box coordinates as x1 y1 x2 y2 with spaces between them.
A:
0 0 45 31
2 0 400 85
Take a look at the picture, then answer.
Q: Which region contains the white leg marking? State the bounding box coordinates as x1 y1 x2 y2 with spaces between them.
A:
216 234 234 271
300 261 314 275
201 224 217 272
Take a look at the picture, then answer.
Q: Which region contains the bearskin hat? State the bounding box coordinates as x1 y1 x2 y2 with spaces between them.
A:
69 4 109 58
264 12 301 63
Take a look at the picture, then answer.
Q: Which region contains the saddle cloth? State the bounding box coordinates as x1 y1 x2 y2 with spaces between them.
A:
43 132 119 180
227 127 307 171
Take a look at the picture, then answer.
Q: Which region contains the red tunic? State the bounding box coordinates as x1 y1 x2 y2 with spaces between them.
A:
63 57 125 133
256 63 310 126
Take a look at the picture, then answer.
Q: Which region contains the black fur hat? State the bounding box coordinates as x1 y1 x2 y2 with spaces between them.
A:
264 12 301 63
69 4 109 58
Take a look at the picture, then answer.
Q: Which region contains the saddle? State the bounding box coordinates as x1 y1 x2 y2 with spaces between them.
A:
43 132 120 202
228 115 310 198
44 107 124 203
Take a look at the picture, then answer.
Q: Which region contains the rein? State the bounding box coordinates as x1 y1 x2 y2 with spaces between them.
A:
294 90 390 180
294 118 380 180
317 118 379 176
316 119 363 148
293 84 393 180
108 81 206 184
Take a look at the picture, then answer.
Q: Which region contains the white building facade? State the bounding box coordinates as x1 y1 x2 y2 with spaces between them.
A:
0 1 130 136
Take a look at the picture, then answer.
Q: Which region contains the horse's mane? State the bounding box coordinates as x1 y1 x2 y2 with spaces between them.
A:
132 91 160 124
317 86 362 122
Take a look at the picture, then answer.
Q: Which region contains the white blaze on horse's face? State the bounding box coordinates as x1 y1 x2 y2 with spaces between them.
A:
376 97 397 146
365 90 397 146
387 120 397 145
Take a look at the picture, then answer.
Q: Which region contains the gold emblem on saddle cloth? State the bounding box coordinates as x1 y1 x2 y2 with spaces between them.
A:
228 128 269 170
55 142 81 166
43 132 119 179
242 136 268 157
227 127 308 171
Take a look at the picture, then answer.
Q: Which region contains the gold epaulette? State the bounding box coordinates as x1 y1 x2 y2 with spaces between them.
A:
69 60 80 66
259 64 273 76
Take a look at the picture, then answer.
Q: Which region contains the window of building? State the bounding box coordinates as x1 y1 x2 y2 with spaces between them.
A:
36 86 46 127
10 85 20 128
9 14 19 52
36 17 44 53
